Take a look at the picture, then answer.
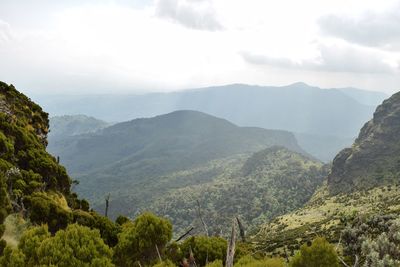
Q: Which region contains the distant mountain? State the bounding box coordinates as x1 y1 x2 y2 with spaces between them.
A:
294 133 355 162
47 111 313 231
328 90 400 194
335 87 388 106
34 83 379 161
49 115 110 138
49 110 306 174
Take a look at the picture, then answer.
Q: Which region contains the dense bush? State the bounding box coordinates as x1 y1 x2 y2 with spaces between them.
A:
343 215 400 266
114 212 173 266
0 224 114 267
234 255 285 267
289 237 339 267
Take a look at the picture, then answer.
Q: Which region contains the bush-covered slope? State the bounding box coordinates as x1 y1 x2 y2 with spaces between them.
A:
82 146 327 236
0 82 120 252
48 111 311 227
254 91 400 257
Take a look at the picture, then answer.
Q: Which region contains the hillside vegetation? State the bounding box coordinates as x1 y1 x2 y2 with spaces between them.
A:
149 147 328 236
48 110 315 233
254 91 400 263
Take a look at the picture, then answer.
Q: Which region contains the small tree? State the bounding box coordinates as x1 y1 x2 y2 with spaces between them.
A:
289 237 339 267
114 212 173 266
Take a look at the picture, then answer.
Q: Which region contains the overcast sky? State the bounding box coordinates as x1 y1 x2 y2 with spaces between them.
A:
0 0 399 94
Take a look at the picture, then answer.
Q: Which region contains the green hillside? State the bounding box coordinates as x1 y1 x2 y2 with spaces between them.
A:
0 81 121 252
253 91 400 262
149 147 328 236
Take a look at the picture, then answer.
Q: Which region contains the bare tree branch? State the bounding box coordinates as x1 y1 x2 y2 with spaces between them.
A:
175 227 195 242
196 200 209 237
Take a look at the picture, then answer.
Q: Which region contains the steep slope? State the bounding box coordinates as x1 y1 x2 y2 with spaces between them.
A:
0 81 120 251
35 83 377 161
328 91 400 194
254 90 400 257
0 81 71 248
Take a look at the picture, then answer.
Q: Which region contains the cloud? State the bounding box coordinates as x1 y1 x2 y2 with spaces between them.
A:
241 44 397 74
318 4 400 50
155 0 223 31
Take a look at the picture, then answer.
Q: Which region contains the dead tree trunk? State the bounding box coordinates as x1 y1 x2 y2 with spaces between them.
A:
225 219 237 267
196 200 208 237
105 194 110 218
236 217 246 242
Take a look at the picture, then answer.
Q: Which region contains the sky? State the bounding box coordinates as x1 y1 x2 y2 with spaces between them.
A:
0 0 399 94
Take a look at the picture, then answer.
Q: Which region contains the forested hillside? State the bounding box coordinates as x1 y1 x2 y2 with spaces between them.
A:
47 110 322 234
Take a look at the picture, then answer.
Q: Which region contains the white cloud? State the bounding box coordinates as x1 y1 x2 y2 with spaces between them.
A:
241 43 398 74
155 0 222 31
318 2 400 50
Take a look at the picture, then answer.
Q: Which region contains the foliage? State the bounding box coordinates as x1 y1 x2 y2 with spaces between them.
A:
234 256 285 267
153 259 177 267
116 215 130 225
114 212 173 266
180 236 227 267
289 237 339 267
0 224 114 267
342 215 400 266
206 259 223 267
0 246 25 267
48 110 311 230
150 147 327 236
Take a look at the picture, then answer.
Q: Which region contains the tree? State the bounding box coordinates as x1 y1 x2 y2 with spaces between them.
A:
7 224 114 267
18 225 50 266
289 237 339 267
114 212 173 266
37 224 114 267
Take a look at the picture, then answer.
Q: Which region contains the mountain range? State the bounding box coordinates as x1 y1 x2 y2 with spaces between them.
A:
46 110 328 234
36 83 386 161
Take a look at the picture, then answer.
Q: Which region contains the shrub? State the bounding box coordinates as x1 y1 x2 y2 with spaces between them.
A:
289 237 339 267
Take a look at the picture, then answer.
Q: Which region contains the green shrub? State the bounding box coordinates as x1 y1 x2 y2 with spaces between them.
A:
289 237 339 267
114 212 173 266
